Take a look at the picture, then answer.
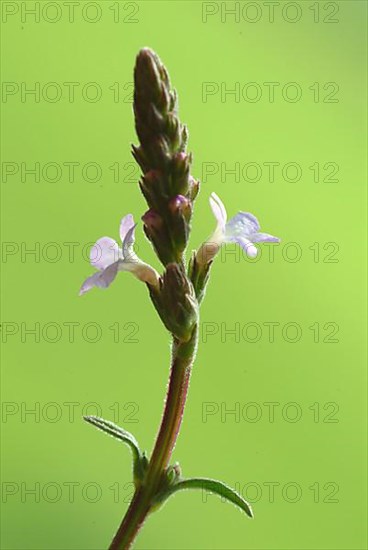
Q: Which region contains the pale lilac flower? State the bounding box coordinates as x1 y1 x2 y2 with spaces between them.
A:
197 192 280 265
79 214 160 295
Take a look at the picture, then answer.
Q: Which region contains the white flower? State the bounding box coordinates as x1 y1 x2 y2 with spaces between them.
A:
197 193 280 265
79 214 160 295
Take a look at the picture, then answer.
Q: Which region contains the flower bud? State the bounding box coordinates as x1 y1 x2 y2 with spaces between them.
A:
142 209 163 231
172 152 190 176
142 210 177 265
139 170 163 208
169 195 191 218
144 169 161 185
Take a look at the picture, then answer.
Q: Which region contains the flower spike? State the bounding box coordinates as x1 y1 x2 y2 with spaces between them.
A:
133 48 200 266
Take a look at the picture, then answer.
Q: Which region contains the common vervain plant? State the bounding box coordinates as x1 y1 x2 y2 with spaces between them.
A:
80 48 279 549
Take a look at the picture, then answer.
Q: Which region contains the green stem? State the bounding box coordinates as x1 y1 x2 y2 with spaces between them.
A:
109 327 198 550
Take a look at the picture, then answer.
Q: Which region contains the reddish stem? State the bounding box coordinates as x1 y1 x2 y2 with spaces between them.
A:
109 329 198 550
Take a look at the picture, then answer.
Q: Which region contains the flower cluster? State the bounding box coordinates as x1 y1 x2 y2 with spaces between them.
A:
79 48 280 340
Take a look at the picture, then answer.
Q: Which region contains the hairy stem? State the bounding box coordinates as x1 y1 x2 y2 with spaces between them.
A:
109 327 198 550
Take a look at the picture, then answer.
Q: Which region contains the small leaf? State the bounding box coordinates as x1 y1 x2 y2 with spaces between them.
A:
84 415 147 483
154 477 253 518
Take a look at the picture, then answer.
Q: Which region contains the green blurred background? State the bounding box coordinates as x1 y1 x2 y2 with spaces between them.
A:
1 1 367 549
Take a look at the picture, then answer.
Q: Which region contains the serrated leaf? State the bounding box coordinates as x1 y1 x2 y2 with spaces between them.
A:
84 415 142 467
154 477 254 518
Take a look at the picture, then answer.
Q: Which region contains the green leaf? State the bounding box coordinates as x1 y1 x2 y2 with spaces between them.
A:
154 477 254 518
84 415 147 483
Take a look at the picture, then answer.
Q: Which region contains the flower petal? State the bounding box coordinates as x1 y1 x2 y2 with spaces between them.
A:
122 224 137 262
209 192 227 229
225 212 260 238
231 236 258 258
96 262 119 287
79 262 119 296
120 214 135 243
79 272 103 296
90 237 120 269
119 259 160 288
252 232 280 243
